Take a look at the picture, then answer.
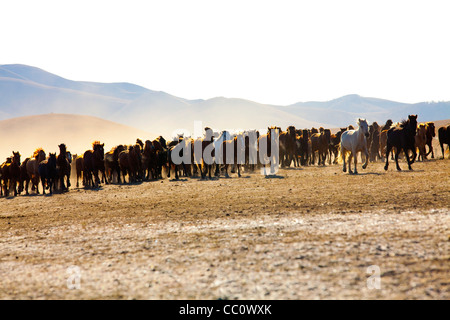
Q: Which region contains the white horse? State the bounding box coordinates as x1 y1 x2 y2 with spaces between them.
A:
340 118 370 174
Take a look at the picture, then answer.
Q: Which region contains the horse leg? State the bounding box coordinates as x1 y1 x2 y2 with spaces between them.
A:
362 147 369 170
410 147 416 166
353 151 359 174
60 176 65 192
394 150 402 171
224 164 229 178
348 153 353 174
341 145 347 173
41 177 46 195
384 143 392 171
405 149 413 170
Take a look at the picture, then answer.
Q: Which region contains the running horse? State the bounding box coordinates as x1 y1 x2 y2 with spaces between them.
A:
216 132 246 178
83 141 106 188
38 153 58 194
25 148 46 194
1 152 21 196
384 115 418 171
257 126 280 175
57 143 71 192
415 123 427 162
340 119 370 174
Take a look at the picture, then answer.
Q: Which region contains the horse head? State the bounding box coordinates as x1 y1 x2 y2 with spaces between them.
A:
358 119 370 138
426 122 436 137
408 115 418 135
287 126 296 137
12 151 21 165
48 153 57 166
58 144 67 155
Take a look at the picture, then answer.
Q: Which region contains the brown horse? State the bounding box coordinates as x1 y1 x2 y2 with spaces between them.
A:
83 141 105 188
18 158 30 195
75 155 84 187
141 141 156 180
216 133 245 178
104 145 126 183
118 145 141 184
310 128 331 166
191 127 215 179
279 126 297 167
57 144 71 192
0 158 12 197
424 122 436 159
1 152 21 197
25 148 46 194
9 152 21 197
384 115 418 171
329 128 347 164
438 124 450 159
369 122 381 162
415 123 427 161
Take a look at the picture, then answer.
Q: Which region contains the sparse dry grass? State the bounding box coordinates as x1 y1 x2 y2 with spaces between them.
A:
0 159 449 300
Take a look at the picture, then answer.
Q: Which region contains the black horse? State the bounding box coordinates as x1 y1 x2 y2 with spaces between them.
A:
438 125 450 159
384 115 418 171
57 144 71 192
83 142 106 188
38 153 58 194
104 145 125 183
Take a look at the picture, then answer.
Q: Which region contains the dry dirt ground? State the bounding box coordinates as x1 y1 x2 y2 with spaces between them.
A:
0 158 449 300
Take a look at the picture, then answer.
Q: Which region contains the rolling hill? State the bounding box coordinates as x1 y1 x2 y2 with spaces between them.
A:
1 64 449 137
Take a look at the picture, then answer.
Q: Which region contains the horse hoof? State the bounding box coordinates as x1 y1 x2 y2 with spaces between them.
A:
384 166 388 171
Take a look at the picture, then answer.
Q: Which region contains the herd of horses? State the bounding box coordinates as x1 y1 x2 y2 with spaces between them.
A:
1 116 449 197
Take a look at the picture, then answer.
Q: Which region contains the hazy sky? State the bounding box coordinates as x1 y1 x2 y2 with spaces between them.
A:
2 0 450 105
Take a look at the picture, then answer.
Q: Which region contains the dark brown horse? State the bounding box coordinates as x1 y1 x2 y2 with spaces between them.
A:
438 124 450 159
38 153 57 194
141 140 156 180
0 158 12 197
384 115 418 171
25 148 46 194
57 144 71 192
424 122 436 159
369 122 381 162
118 145 141 184
311 128 331 165
105 145 125 183
152 137 169 179
83 141 105 188
216 133 245 178
279 126 297 168
191 127 215 179
18 158 30 195
415 123 427 162
329 128 347 165
1 152 21 197
75 155 84 187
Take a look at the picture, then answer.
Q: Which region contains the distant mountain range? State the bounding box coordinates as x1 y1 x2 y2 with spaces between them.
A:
1 64 449 137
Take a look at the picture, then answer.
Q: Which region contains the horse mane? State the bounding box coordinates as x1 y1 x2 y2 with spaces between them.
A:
92 140 101 148
33 148 44 158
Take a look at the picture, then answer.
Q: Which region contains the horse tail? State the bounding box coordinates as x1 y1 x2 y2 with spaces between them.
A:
337 142 345 164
